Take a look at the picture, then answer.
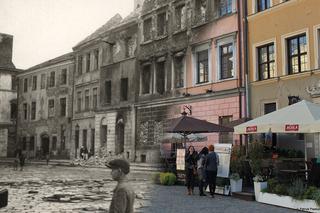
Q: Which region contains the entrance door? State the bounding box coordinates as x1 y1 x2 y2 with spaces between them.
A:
115 122 124 155
101 125 107 146
41 135 50 156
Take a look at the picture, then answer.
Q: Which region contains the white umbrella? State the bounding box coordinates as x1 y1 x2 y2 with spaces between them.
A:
234 100 320 134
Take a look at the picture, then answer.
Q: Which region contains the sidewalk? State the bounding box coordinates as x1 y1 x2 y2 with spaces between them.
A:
139 185 300 213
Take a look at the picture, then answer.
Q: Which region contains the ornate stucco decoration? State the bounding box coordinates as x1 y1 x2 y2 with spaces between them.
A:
306 80 320 97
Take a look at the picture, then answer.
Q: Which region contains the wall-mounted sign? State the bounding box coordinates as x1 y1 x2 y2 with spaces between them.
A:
285 124 299 131
246 126 257 133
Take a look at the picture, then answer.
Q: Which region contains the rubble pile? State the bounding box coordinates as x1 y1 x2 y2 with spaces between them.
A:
71 147 126 167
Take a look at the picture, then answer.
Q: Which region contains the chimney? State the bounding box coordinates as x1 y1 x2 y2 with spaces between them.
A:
134 0 144 9
0 33 15 68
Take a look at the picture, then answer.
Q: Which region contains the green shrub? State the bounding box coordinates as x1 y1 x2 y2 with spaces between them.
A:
312 189 320 207
303 186 318 199
287 179 305 200
159 172 176 186
267 178 279 193
274 184 287 196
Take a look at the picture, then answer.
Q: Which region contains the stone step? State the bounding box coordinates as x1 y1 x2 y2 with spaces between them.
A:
231 192 255 201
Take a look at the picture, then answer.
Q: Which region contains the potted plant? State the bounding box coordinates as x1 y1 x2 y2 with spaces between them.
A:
253 174 267 201
229 173 242 193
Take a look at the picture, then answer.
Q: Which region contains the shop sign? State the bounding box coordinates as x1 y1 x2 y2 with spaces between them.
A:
285 124 299 131
246 126 257 133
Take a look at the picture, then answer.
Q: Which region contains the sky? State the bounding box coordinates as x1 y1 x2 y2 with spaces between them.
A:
0 0 134 69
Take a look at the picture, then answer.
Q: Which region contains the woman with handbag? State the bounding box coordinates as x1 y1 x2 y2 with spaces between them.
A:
185 145 198 195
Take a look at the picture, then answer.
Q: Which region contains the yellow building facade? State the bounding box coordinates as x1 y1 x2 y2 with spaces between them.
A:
247 0 320 157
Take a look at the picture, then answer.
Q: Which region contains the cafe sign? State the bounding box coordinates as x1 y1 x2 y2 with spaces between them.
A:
246 126 257 133
285 124 299 131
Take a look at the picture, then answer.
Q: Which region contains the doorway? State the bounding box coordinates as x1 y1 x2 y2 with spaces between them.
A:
115 118 124 155
41 134 50 156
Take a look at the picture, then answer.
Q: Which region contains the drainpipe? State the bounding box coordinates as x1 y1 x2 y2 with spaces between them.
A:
237 0 243 146
70 59 75 159
243 0 250 119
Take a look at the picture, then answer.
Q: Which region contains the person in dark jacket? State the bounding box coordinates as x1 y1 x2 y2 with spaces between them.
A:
106 159 135 213
185 145 198 195
197 147 209 196
205 144 219 198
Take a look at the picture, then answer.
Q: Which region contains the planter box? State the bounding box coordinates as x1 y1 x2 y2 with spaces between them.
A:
230 179 242 193
258 192 320 213
253 181 267 201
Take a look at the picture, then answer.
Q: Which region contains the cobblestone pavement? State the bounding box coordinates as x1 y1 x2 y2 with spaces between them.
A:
0 164 153 213
140 185 301 213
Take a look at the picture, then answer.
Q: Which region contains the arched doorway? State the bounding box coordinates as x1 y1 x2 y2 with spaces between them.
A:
115 116 125 155
41 133 50 157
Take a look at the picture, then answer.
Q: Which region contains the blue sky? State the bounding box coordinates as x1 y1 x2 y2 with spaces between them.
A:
0 0 133 69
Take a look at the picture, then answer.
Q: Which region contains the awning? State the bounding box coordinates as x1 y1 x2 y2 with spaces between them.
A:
234 100 320 134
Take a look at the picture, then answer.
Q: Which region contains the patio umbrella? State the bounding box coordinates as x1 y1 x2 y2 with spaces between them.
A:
166 113 234 148
161 133 208 143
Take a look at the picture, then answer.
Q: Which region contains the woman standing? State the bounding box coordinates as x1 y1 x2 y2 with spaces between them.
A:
197 147 209 196
185 146 197 195
205 145 219 198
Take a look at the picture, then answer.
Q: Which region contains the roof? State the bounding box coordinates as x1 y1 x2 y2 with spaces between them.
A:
74 14 123 48
26 52 74 72
73 8 141 49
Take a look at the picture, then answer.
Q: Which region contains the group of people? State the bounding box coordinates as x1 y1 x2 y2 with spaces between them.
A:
185 144 219 198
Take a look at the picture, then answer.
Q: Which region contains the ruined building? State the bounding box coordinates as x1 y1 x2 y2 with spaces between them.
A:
0 33 20 157
135 0 246 162
16 53 74 159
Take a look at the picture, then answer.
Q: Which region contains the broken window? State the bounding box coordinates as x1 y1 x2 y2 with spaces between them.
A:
10 102 16 120
78 55 83 75
105 81 112 104
77 91 82 112
175 5 186 30
94 49 99 70
195 0 207 24
32 75 37 90
197 50 209 84
219 0 233 16
61 125 66 150
220 43 234 79
141 65 151 94
157 12 167 37
156 61 165 95
174 55 184 88
60 69 67 85
60 97 67 117
31 101 36 120
86 53 90 72
143 18 152 42
41 74 46 89
125 37 135 58
48 99 55 117
84 90 90 110
92 88 98 109
121 78 128 101
49 71 55 87
23 103 27 120
83 129 87 148
23 78 28 92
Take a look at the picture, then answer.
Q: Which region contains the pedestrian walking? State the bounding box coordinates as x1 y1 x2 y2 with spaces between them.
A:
19 151 25 171
106 159 135 213
185 145 198 195
205 144 219 198
197 147 209 196
46 153 50 165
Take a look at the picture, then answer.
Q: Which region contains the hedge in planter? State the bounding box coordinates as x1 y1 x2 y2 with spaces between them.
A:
159 172 177 186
